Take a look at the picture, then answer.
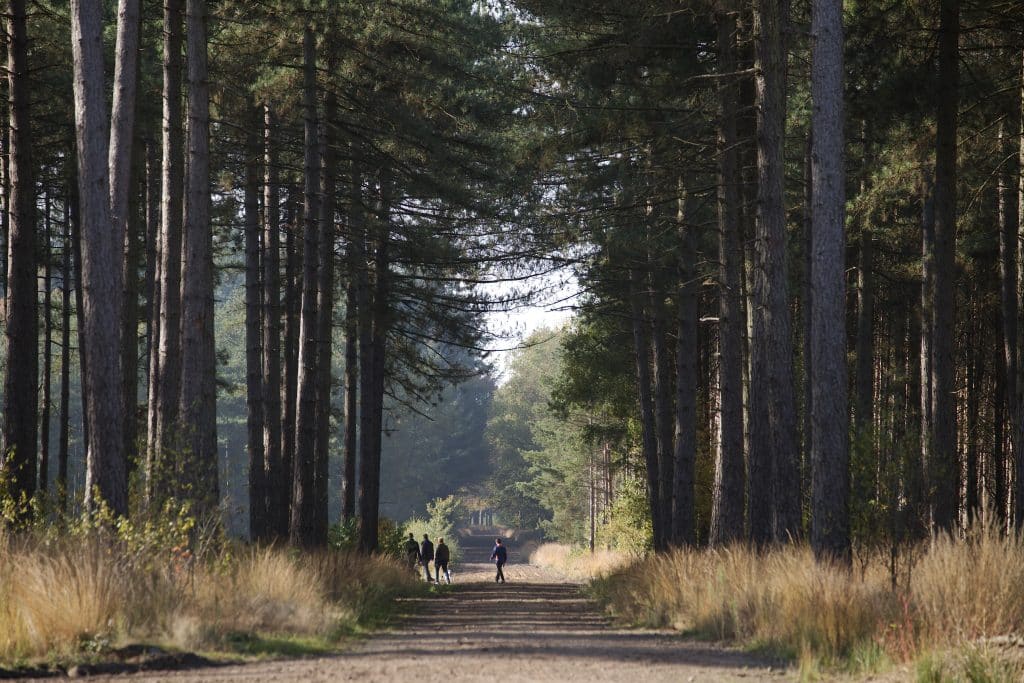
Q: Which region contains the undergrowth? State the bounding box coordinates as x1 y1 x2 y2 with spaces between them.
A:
589 521 1024 679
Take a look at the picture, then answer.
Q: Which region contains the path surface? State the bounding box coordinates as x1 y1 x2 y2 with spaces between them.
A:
96 533 790 682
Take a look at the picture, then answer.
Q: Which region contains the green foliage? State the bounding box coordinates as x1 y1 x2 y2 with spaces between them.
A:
403 511 462 565
596 475 652 556
426 495 466 539
328 518 406 560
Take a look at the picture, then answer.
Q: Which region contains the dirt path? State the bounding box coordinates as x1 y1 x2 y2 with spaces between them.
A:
96 534 790 682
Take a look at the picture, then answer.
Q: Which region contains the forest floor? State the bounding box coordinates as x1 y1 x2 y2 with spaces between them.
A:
83 532 792 682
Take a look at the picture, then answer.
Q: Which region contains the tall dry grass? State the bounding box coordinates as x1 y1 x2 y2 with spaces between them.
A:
530 543 633 580
592 522 1024 670
0 537 420 663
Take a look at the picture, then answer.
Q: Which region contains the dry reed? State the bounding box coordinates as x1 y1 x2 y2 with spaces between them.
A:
530 542 632 580
0 538 419 663
592 521 1024 672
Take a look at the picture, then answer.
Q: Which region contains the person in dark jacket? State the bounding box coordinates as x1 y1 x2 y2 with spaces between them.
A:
435 538 452 584
404 532 420 572
490 538 507 584
420 534 435 582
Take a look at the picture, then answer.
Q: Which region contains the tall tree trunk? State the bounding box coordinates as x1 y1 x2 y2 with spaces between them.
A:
357 213 389 554
750 0 800 544
40 198 52 493
854 227 874 431
809 0 850 563
280 193 300 537
121 145 143 474
58 204 72 508
0 56 8 305
291 22 321 547
245 106 266 541
70 182 90 469
920 168 935 531
313 83 338 542
650 273 674 547
354 206 375 551
928 0 959 532
71 0 128 515
342 169 362 524
997 120 1015 528
149 0 184 504
710 0 745 545
1015 48 1024 529
1 0 38 507
965 319 982 523
179 0 217 514
262 101 283 540
144 137 161 492
110 0 140 473
672 176 697 546
629 264 664 551
855 127 874 433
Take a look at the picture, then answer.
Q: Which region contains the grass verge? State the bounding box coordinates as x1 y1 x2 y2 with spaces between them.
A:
0 535 424 671
587 522 1024 679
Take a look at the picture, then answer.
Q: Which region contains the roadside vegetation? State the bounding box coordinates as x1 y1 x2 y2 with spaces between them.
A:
585 521 1024 680
0 506 423 671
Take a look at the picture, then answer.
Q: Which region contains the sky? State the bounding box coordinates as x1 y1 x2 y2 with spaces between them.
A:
483 269 579 381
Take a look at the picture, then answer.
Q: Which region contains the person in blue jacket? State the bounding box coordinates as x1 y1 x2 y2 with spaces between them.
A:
490 537 507 584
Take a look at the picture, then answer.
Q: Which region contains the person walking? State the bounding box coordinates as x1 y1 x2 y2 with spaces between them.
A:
420 533 435 582
435 538 452 584
490 537 507 584
404 532 421 572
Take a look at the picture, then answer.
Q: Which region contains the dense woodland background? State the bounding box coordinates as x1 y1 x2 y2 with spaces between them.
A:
0 0 1021 564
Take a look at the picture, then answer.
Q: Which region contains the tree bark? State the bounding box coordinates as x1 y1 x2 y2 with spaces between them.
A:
710 0 745 546
672 176 698 546
629 264 665 551
262 101 284 540
179 0 217 514
40 198 52 493
928 0 959 532
71 0 128 516
1 0 38 507
354 203 375 551
291 22 322 547
281 192 300 537
809 0 850 563
997 119 1015 529
342 168 362 524
58 204 72 508
121 144 143 474
70 183 90 467
750 0 800 544
245 106 266 541
1015 47 1024 529
855 227 874 431
144 137 161 495
149 0 184 504
313 83 339 543
650 269 674 548
357 205 390 554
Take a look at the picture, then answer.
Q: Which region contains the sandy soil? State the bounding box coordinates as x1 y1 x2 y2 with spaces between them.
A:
89 534 791 682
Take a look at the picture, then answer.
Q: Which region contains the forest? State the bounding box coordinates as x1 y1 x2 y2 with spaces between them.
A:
1 0 1024 675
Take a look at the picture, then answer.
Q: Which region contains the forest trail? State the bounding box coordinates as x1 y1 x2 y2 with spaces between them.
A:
95 532 789 682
